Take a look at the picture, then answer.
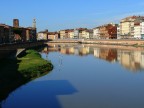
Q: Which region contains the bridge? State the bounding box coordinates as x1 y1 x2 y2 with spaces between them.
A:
0 41 45 59
16 48 25 57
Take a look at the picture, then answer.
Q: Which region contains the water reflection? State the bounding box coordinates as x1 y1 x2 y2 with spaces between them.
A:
117 50 144 71
94 48 117 62
45 43 144 72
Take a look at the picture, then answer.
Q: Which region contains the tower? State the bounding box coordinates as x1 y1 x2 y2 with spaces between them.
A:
13 19 19 27
33 19 36 28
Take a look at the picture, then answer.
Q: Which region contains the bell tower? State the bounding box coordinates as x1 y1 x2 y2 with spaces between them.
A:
33 18 36 28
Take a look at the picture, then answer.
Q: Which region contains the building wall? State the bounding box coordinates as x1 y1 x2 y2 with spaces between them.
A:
120 21 131 36
48 33 59 40
4 27 10 43
0 25 11 43
68 31 74 39
120 16 144 39
141 22 144 39
0 26 4 43
93 28 100 39
81 30 87 39
37 32 48 40
99 26 109 39
134 25 141 39
117 25 121 39
141 22 144 34
9 26 14 43
26 29 30 41
21 28 26 42
48 34 55 40
74 29 79 39
60 30 66 39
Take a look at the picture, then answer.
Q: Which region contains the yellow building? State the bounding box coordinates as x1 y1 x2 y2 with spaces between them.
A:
81 30 93 39
82 30 88 39
68 30 74 39
59 30 66 39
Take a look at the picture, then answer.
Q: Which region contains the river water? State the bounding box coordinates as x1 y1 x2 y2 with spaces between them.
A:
1 43 144 108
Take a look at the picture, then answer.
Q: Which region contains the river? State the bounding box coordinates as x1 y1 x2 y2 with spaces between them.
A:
1 43 144 108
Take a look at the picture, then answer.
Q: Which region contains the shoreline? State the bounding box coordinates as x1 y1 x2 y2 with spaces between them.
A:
47 42 144 52
0 49 53 102
48 39 144 47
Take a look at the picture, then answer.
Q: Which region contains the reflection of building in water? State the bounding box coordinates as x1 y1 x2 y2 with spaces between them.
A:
58 54 63 72
60 48 66 54
74 48 79 55
60 47 74 55
94 48 100 58
141 52 144 68
79 47 90 56
117 50 144 71
100 49 117 62
94 48 117 62
68 47 75 54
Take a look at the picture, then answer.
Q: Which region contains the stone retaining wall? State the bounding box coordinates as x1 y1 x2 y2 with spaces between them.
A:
49 39 144 46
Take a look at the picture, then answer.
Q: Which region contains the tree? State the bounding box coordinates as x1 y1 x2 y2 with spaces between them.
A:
13 28 22 35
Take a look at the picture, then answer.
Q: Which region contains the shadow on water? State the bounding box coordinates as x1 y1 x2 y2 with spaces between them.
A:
2 80 78 108
0 48 53 108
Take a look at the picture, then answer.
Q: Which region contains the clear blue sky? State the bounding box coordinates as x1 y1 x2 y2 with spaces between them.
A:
1 0 144 32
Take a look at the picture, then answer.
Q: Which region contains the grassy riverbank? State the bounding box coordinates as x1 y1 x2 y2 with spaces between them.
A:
0 50 53 102
18 50 53 80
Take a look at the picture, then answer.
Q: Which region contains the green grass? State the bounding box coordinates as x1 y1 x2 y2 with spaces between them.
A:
0 49 53 101
18 50 53 79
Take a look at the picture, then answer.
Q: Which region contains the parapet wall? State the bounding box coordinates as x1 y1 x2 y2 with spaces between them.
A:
0 41 45 59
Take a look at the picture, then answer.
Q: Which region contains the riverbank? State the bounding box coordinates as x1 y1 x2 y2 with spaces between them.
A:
48 39 144 47
0 50 53 102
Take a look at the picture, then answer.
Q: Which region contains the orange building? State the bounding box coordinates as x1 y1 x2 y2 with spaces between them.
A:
48 32 59 40
99 24 117 39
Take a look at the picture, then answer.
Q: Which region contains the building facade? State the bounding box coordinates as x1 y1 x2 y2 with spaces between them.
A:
117 25 121 39
120 16 144 39
74 29 79 39
98 24 117 39
134 21 144 39
93 27 100 39
48 32 59 40
37 30 48 40
68 30 74 39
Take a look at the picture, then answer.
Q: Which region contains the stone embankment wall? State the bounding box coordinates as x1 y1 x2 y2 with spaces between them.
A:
49 39 144 46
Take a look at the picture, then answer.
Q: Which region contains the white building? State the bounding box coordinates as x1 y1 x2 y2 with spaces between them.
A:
93 27 100 39
134 23 141 39
74 29 79 39
134 21 144 39
94 48 100 58
117 25 121 39
141 22 144 39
